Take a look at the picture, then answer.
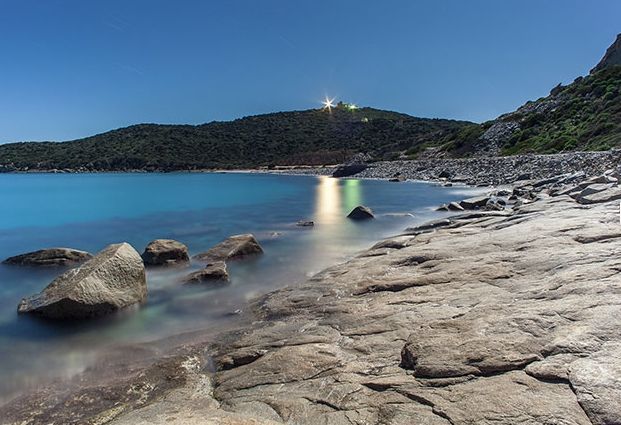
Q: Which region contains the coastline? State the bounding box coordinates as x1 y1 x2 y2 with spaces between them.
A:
2 149 621 187
2 167 621 424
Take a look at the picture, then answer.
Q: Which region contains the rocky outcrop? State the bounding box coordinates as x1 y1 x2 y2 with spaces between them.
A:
591 33 621 73
5 174 621 424
193 234 263 263
332 163 367 178
17 243 147 319
3 248 92 267
347 205 375 220
182 262 229 285
141 239 190 266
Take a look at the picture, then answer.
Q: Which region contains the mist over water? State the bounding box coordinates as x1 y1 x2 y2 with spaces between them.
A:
0 172 485 403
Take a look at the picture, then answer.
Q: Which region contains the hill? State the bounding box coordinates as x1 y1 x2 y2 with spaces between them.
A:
0 106 470 171
440 33 621 157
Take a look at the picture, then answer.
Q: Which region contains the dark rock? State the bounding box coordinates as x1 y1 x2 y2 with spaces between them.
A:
182 262 229 284
296 220 315 227
332 164 367 178
438 170 451 179
460 196 490 209
141 239 189 266
591 33 621 73
347 205 375 220
194 234 263 263
17 243 146 320
3 248 92 267
389 175 405 182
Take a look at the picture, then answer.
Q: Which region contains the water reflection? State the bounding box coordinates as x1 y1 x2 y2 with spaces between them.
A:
313 176 362 223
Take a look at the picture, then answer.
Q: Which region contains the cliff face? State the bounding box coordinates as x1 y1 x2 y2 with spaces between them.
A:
591 33 621 73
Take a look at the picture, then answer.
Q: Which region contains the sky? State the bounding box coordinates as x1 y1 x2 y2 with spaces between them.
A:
0 0 619 143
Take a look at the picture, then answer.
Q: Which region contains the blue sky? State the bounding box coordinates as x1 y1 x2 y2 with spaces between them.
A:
0 0 619 143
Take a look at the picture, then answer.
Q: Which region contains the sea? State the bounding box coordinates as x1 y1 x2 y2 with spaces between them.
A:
0 172 486 403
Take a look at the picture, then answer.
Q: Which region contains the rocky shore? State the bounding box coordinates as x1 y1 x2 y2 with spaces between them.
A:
2 167 621 424
270 149 621 186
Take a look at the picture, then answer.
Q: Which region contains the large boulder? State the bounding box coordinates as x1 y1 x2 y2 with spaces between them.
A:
3 248 92 267
17 243 147 320
347 205 375 220
332 163 367 178
194 234 263 263
141 239 189 266
182 261 229 285
460 196 490 209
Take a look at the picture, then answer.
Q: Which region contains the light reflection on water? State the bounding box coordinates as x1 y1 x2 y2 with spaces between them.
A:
0 173 487 403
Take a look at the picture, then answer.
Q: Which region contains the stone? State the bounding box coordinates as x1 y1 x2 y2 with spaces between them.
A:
193 234 263 263
576 186 621 204
182 262 229 284
17 243 146 319
296 220 315 227
459 196 490 209
388 175 405 182
347 205 375 220
332 164 367 178
3 248 92 267
141 239 190 266
438 170 451 179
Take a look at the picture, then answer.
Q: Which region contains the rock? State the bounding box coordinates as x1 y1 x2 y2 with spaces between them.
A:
438 170 451 179
194 234 263 263
296 220 315 227
459 196 490 209
17 243 146 319
182 262 229 284
485 197 506 211
405 218 452 234
448 201 465 211
347 205 375 220
388 176 405 182
332 164 367 178
141 239 190 266
3 248 92 267
575 186 621 204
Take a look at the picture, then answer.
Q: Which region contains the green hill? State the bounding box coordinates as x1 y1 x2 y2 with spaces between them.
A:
440 34 621 157
0 106 470 171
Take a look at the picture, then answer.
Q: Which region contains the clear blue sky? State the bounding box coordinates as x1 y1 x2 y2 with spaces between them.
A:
0 0 619 143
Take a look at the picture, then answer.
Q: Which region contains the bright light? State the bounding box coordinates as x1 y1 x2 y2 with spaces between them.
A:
322 96 336 112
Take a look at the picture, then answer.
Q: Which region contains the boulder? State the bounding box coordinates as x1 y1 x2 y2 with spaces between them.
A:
459 196 490 209
194 234 263 263
17 243 147 319
332 164 367 178
347 205 375 220
485 197 506 211
182 262 229 284
141 239 189 266
438 170 451 179
3 248 92 267
296 220 315 227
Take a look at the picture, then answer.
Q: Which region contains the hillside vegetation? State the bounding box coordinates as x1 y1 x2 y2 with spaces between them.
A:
0 106 469 171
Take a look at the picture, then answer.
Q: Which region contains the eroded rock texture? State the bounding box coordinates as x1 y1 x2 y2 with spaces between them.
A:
3 175 621 424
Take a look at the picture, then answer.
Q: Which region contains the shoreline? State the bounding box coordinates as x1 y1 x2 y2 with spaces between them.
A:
2 168 621 424
2 149 621 186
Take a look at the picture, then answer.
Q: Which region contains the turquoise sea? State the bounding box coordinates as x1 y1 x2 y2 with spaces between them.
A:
0 172 484 403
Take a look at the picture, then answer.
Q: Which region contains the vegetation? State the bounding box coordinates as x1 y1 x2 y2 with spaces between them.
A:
0 106 470 171
500 66 621 155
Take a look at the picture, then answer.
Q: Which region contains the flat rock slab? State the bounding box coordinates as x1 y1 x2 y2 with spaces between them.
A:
141 239 189 266
3 248 92 267
17 243 147 320
193 234 263 263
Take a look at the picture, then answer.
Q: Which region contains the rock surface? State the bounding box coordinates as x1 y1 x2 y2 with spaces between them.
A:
141 239 189 266
17 243 147 319
347 205 375 220
4 174 621 424
193 234 263 263
3 248 92 267
182 262 229 284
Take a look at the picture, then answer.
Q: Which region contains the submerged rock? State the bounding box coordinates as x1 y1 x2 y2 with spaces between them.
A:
3 248 92 267
141 239 190 266
296 220 315 227
183 261 229 284
347 205 375 220
17 243 147 320
194 234 263 263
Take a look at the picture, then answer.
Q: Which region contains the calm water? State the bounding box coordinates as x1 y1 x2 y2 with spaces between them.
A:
0 172 485 403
